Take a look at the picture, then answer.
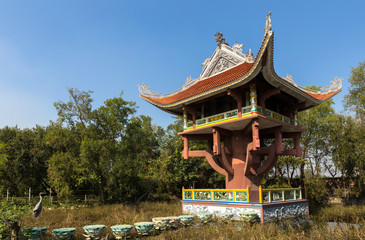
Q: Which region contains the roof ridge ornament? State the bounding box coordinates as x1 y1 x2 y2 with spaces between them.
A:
320 77 343 94
137 83 162 98
215 32 229 48
244 49 255 63
264 12 272 35
284 74 294 83
202 57 211 69
232 42 244 54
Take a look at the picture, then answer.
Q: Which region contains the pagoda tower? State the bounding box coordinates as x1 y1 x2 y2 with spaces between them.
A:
138 13 341 203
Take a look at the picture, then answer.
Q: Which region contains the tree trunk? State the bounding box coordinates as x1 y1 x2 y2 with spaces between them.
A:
5 219 21 240
100 173 105 204
286 164 291 186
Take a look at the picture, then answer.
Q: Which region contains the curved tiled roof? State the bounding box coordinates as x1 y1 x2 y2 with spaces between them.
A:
301 89 341 101
139 31 341 111
145 62 254 105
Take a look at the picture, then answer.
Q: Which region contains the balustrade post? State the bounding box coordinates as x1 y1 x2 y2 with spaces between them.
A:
294 189 297 200
247 186 250 202
259 186 263 203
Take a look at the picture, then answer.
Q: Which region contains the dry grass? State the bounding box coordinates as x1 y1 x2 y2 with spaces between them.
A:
21 201 365 240
23 201 181 239
311 204 365 224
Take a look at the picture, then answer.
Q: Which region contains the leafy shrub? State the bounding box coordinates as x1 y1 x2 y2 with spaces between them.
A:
0 202 30 240
304 176 328 207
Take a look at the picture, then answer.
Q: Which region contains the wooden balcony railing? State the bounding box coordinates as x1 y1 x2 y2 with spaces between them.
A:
185 105 291 130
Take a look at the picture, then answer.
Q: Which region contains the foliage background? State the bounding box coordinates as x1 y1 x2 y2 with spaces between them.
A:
0 61 364 202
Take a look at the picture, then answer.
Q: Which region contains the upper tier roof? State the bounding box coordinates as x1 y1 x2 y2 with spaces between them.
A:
138 14 342 115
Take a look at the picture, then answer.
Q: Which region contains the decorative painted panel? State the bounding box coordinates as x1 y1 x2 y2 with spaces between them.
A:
272 113 282 121
196 119 207 126
225 110 237 118
184 191 193 200
263 202 308 222
208 114 224 123
242 106 251 115
194 191 211 201
235 191 248 202
213 191 233 201
182 203 262 220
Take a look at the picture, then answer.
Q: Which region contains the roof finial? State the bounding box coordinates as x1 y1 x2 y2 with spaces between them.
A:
232 41 244 54
215 32 228 48
264 12 272 34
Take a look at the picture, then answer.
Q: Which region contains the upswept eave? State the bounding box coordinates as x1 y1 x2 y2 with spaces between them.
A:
138 29 342 112
261 32 342 108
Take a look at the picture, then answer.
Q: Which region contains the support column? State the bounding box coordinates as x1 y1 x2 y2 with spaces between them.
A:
252 118 260 150
212 128 221 156
275 126 284 154
183 110 187 129
250 84 258 114
293 110 298 126
260 88 281 116
183 105 197 129
227 89 243 118
226 133 246 189
182 135 189 159
247 118 261 202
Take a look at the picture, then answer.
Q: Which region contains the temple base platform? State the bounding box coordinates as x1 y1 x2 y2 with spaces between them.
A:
182 187 309 223
182 199 308 223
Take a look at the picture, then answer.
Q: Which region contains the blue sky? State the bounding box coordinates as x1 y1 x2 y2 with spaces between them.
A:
0 1 364 129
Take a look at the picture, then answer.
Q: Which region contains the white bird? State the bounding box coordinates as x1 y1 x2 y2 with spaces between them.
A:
33 192 43 219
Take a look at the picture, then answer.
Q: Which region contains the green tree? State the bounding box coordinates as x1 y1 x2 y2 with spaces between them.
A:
151 118 224 199
0 142 8 193
109 115 163 202
0 202 30 240
329 114 365 196
298 86 336 176
0 126 51 195
343 61 365 127
54 88 93 128
275 155 306 186
50 88 137 202
45 123 83 196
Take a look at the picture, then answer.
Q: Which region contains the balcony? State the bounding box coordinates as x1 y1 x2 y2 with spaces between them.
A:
185 105 291 131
